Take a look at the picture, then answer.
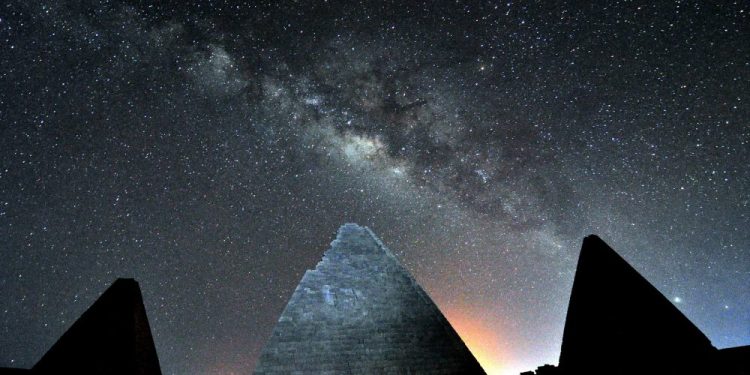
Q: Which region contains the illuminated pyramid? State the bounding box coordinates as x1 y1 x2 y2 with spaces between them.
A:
32 278 162 375
255 223 485 374
558 235 717 374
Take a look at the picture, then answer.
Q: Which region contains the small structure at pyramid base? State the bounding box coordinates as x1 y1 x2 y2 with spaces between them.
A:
522 235 750 375
0 278 162 375
255 223 485 374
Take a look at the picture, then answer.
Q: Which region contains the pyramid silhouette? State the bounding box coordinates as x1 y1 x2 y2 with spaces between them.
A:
31 278 162 375
255 223 485 374
558 235 717 374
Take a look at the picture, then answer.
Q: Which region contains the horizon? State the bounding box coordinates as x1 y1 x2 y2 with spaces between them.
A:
1 1 748 373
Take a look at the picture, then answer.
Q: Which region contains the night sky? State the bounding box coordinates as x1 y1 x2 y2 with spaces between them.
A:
1 1 748 374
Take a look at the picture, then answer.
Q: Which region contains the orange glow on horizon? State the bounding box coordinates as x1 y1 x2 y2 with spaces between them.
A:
444 307 516 375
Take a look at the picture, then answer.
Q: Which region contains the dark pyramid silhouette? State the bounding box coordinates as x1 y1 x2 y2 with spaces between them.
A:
255 223 485 374
31 278 162 375
718 345 750 374
0 368 30 374
558 235 717 374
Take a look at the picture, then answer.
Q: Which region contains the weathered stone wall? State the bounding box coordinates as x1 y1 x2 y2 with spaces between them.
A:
255 224 485 374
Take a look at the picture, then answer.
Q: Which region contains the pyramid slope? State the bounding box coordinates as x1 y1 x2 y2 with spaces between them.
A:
559 235 716 374
255 223 485 374
32 278 162 375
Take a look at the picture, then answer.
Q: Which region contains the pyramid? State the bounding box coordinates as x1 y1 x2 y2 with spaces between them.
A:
558 235 717 374
255 223 485 374
717 345 750 374
31 278 162 375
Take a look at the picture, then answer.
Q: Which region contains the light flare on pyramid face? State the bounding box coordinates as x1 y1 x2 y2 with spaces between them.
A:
443 307 513 375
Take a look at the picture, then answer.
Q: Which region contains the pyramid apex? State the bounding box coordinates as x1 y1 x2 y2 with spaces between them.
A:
112 278 138 288
325 224 399 262
331 223 367 246
337 222 366 234
99 279 144 302
579 235 623 262
581 234 609 249
583 234 603 242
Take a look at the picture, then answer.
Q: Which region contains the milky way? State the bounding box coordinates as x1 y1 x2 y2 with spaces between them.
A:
1 2 748 374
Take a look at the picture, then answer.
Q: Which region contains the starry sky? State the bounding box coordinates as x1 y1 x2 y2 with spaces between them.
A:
1 1 748 374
